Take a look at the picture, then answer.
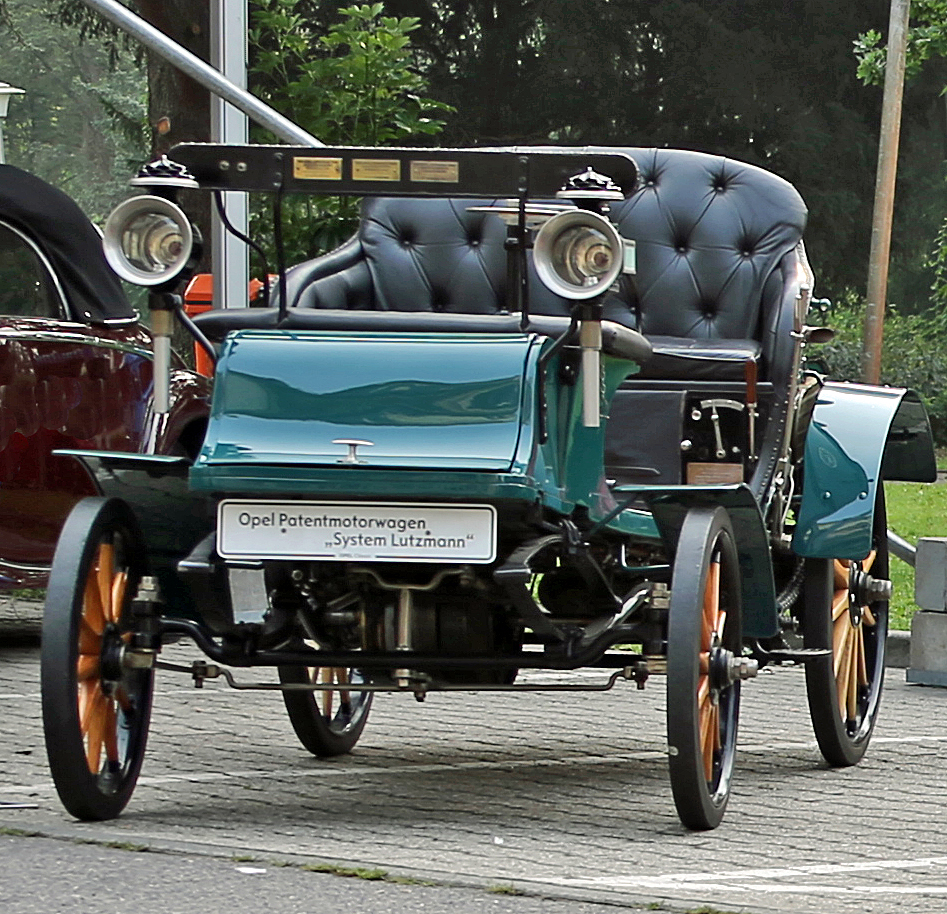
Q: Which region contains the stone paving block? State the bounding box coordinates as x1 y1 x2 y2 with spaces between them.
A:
3 642 947 914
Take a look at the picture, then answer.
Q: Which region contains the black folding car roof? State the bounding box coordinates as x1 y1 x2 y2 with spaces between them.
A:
0 164 134 323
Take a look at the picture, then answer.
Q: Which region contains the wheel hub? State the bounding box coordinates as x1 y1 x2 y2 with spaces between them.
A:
848 564 891 626
99 625 126 689
708 646 733 694
709 647 759 688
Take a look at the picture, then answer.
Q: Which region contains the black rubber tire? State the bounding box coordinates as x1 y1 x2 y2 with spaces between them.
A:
666 506 742 831
278 664 372 757
803 487 889 767
40 497 153 821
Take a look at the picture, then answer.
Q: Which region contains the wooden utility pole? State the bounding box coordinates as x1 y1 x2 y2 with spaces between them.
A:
862 0 911 383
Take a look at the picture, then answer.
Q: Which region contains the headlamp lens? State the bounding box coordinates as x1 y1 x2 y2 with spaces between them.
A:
551 226 617 287
122 212 187 274
533 209 624 300
103 194 195 287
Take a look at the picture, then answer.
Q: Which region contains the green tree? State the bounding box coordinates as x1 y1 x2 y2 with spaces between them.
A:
0 0 149 221
7 0 942 311
856 0 947 85
323 1 913 301
248 1 452 258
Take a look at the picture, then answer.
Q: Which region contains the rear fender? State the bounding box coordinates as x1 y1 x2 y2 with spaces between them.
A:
623 483 778 639
793 382 935 560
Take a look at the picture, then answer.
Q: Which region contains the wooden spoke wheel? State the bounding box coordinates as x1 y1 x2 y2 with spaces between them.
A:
278 659 372 757
804 488 889 767
41 498 153 821
666 506 743 831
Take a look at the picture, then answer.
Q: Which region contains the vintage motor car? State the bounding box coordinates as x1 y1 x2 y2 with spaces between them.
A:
39 143 936 830
0 164 210 589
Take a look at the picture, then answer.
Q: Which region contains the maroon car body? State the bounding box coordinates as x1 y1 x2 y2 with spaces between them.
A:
0 164 210 588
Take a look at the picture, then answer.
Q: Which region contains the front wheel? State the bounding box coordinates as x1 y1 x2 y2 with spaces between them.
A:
803 488 889 766
40 497 153 821
666 506 743 831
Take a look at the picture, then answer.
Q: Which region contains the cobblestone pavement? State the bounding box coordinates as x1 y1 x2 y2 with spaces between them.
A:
2 636 946 914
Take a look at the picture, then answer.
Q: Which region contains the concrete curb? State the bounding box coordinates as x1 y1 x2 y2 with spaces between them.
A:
2 596 917 668
886 629 911 669
0 597 43 643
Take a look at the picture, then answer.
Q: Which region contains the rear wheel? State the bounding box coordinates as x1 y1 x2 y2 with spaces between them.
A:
41 497 153 820
666 506 743 831
804 488 889 766
278 661 372 756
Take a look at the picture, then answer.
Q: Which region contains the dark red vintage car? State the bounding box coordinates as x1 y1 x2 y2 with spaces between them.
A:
0 164 210 589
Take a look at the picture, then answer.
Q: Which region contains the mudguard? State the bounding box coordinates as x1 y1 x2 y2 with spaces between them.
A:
792 382 936 560
55 450 216 618
615 483 778 639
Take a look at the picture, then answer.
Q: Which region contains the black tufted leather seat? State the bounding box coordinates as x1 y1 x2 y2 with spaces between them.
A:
257 147 807 386
283 196 569 315
607 148 806 382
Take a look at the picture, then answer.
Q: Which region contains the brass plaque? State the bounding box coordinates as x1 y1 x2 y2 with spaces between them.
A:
352 158 401 182
293 157 343 181
686 463 744 485
410 160 460 183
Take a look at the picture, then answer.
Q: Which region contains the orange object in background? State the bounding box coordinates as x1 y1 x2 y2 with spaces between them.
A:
183 274 268 376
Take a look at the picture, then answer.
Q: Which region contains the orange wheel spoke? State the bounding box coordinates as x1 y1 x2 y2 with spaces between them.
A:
85 689 108 774
856 625 869 688
833 613 851 673
700 701 714 783
863 605 876 627
97 542 115 624
104 700 120 763
846 633 860 720
77 654 100 682
833 560 850 591
702 561 720 652
337 667 351 706
78 679 97 732
79 615 101 654
110 571 128 626
831 591 849 622
697 674 710 707
319 668 334 719
863 549 876 574
836 634 854 719
83 572 106 635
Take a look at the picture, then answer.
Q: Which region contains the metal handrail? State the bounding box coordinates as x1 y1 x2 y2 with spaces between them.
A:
80 0 323 148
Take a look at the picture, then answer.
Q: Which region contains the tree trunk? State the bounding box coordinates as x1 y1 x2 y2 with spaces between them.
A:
135 0 211 156
133 0 211 271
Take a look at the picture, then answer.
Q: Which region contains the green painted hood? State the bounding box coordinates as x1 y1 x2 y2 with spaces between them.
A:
197 330 539 471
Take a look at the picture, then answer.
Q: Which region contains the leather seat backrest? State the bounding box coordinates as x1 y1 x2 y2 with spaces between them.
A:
608 148 807 340
290 148 807 350
359 196 572 315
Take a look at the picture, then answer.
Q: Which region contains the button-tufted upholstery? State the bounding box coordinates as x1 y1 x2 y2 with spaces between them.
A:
613 148 806 342
285 197 570 316
272 147 807 384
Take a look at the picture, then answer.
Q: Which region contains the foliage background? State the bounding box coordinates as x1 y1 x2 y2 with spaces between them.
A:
0 0 147 222
4 1 947 435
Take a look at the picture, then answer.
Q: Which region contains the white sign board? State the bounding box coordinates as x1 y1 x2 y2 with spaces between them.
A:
218 500 497 563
